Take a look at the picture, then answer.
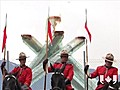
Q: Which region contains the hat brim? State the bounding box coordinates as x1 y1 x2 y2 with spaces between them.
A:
102 57 114 62
16 56 29 60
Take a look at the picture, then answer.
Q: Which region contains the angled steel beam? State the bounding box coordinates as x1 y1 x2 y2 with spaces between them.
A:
21 34 43 54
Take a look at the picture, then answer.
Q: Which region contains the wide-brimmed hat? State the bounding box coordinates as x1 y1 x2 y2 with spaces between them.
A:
60 50 70 57
16 52 29 60
103 53 114 62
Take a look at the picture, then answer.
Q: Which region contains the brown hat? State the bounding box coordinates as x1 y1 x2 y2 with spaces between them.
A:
16 52 29 60
103 53 114 62
60 50 70 57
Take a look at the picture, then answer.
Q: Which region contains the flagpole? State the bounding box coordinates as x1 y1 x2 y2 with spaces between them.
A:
85 39 89 90
3 13 7 61
7 51 9 72
83 51 87 90
3 45 6 61
85 9 91 42
2 45 6 80
44 7 50 90
2 14 7 81
85 9 89 90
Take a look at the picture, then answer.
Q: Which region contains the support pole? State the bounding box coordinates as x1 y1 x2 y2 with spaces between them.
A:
83 51 87 90
7 51 9 72
85 39 89 90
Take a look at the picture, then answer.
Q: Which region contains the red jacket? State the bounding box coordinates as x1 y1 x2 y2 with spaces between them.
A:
48 62 74 90
90 65 118 90
10 66 32 90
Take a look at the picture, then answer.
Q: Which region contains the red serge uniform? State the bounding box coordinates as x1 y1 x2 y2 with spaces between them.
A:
10 65 32 90
90 65 118 90
48 62 74 90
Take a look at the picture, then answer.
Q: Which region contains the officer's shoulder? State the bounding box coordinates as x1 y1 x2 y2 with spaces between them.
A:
25 66 32 72
25 66 31 69
97 65 104 69
66 62 73 66
14 66 19 68
111 66 118 70
54 61 61 64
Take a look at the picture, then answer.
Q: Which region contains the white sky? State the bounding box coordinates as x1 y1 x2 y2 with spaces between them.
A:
0 0 120 69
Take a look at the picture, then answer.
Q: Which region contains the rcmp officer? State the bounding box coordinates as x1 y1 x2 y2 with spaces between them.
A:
1 52 32 90
84 53 118 90
43 50 74 90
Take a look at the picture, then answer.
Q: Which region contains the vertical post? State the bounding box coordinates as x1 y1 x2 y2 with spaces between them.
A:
85 9 90 90
83 51 86 90
85 39 89 90
7 51 9 72
3 46 6 61
2 45 6 83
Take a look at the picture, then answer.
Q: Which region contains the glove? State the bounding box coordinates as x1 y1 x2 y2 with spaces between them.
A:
109 80 117 85
84 65 89 75
1 61 6 72
50 63 55 72
21 84 29 90
65 78 71 85
43 59 48 71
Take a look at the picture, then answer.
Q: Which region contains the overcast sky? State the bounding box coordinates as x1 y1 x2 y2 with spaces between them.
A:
0 0 120 69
